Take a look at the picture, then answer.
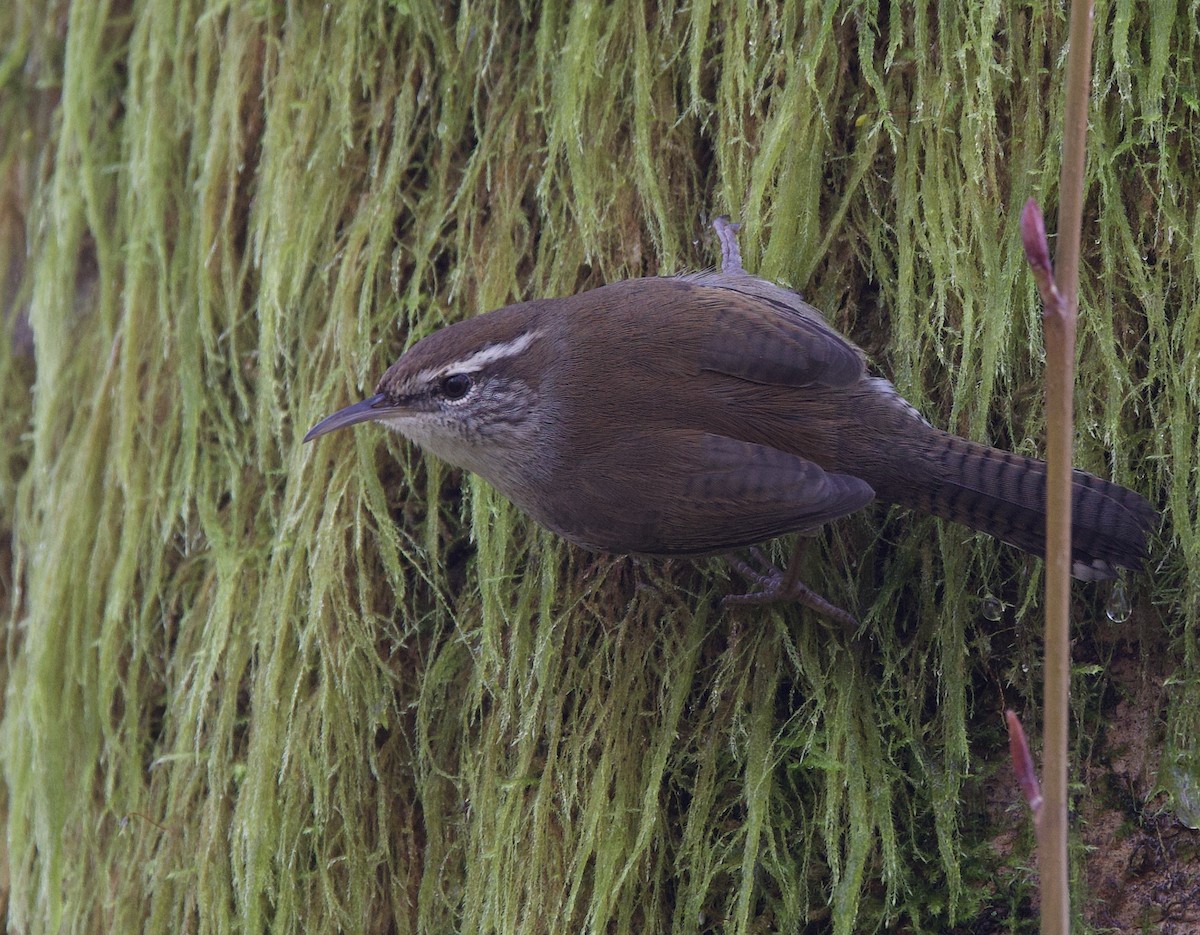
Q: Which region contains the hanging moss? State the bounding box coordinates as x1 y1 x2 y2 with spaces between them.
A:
1 0 1196 932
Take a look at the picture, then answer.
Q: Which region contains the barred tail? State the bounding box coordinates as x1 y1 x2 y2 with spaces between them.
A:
868 430 1156 580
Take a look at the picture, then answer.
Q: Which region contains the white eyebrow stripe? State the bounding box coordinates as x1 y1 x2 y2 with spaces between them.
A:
417 328 543 382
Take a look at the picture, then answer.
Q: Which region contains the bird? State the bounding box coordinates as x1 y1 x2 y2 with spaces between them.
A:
304 217 1157 622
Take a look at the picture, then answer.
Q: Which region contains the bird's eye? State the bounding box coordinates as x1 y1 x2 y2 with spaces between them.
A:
438 373 473 400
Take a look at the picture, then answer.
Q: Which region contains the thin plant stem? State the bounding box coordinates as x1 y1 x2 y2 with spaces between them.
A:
1041 0 1096 929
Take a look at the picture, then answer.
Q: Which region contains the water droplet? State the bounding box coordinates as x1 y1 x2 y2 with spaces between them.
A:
1105 580 1131 623
980 593 1003 621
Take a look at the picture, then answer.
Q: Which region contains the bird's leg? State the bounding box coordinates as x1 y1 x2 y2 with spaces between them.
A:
723 543 859 629
711 215 851 625
712 216 745 275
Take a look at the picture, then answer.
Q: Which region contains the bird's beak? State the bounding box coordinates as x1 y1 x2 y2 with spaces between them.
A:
303 393 393 442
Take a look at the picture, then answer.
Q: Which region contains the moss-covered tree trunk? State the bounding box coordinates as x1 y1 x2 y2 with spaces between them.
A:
2 1 1197 932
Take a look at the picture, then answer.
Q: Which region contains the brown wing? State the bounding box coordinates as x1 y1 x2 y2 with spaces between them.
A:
555 430 875 556
678 272 865 388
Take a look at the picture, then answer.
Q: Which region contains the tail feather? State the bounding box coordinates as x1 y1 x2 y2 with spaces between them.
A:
869 431 1156 580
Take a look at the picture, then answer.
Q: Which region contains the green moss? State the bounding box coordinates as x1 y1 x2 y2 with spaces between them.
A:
1 0 1196 932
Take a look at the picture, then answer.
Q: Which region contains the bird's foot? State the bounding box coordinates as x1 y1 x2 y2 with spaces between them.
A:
712 215 745 276
723 546 858 629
